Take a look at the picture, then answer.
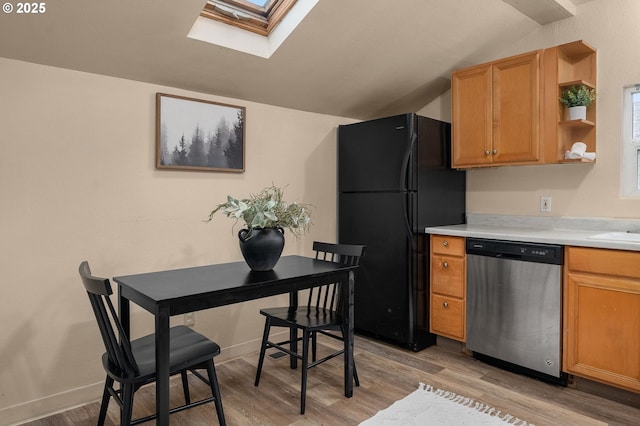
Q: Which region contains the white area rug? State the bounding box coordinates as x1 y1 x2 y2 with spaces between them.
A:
360 383 533 425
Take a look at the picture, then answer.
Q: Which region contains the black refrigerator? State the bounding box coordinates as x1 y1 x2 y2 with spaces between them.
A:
337 113 465 351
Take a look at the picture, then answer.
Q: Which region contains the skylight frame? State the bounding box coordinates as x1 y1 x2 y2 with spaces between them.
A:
228 0 275 15
189 0 319 59
201 0 298 36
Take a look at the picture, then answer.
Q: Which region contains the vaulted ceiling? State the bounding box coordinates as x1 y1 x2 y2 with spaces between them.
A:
0 0 593 119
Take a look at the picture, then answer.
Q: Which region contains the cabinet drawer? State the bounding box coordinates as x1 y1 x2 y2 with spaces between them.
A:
431 256 465 298
566 246 640 280
431 235 465 256
430 294 464 341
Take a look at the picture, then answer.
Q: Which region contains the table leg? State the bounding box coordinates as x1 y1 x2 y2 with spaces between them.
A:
289 290 298 369
343 270 355 398
118 286 131 407
118 285 130 339
156 306 171 426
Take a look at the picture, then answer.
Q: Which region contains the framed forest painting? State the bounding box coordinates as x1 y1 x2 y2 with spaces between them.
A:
156 93 245 172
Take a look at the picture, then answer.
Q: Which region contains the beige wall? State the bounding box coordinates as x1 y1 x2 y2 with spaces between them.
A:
0 58 355 423
450 0 640 219
3 0 639 422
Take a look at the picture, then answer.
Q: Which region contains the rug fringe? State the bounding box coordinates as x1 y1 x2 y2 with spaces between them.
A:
417 383 534 425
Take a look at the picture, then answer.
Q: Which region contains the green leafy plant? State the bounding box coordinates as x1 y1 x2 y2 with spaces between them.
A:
207 185 312 238
559 84 597 107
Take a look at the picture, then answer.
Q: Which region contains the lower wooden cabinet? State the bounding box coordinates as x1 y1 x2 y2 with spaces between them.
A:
563 246 640 393
430 235 466 341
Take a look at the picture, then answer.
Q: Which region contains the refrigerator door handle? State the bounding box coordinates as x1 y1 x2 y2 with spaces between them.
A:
403 119 417 191
399 132 414 191
401 130 417 237
403 193 413 240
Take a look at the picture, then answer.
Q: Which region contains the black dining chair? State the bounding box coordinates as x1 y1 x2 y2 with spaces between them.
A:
79 261 226 425
254 241 366 414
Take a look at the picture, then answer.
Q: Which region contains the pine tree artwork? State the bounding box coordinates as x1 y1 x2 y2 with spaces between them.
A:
157 93 246 172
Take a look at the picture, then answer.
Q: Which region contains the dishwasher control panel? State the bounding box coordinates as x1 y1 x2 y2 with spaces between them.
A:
466 238 563 265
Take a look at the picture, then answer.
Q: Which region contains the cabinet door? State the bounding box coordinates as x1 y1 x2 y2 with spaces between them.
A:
564 271 640 392
452 63 492 168
492 51 541 164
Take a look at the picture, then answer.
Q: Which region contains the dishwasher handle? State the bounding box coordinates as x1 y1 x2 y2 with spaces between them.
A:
495 252 522 261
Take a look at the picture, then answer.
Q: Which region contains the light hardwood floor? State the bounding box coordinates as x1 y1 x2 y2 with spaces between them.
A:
21 335 640 425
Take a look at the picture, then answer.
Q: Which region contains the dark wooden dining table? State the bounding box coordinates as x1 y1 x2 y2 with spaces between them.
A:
114 255 358 425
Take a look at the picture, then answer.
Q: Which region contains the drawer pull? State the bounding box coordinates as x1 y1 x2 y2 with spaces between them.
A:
442 262 448 268
443 301 449 308
442 241 449 247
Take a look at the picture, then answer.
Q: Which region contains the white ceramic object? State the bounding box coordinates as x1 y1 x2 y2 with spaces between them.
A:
571 141 587 156
568 105 587 120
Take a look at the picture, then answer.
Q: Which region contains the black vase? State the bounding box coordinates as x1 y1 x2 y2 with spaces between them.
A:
238 227 285 271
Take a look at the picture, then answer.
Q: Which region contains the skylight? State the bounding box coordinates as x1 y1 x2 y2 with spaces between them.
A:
201 0 298 37
189 0 318 58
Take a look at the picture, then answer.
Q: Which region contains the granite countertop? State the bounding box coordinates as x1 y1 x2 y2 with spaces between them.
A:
424 214 640 252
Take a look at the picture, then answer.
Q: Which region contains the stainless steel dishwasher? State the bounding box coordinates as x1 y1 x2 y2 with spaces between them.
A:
465 238 566 383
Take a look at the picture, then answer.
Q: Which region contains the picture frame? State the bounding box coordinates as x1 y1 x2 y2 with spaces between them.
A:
156 93 245 172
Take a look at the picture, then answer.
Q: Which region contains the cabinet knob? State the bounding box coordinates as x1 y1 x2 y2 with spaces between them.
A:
443 301 449 308
484 150 490 156
492 149 498 155
442 241 448 247
443 262 449 268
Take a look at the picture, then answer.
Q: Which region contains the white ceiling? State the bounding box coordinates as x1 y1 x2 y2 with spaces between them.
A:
0 0 592 120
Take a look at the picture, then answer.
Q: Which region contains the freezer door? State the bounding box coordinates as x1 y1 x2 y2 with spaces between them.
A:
338 114 414 192
338 191 414 343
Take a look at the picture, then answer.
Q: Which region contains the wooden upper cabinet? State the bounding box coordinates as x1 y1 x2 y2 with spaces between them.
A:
451 63 492 167
492 52 540 164
452 51 541 168
452 41 596 169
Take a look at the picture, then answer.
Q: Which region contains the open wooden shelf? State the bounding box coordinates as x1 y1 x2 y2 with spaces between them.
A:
559 119 595 127
558 158 596 164
559 79 596 89
549 40 597 163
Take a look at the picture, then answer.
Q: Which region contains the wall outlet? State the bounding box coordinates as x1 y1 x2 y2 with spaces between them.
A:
540 196 552 213
184 312 195 326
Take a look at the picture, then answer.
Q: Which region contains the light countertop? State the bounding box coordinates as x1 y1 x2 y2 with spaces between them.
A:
425 215 640 252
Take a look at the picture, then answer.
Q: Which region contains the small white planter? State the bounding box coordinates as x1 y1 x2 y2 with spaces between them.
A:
568 105 587 121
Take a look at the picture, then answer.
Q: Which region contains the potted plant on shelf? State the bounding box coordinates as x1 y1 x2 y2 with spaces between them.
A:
207 184 312 271
559 84 597 121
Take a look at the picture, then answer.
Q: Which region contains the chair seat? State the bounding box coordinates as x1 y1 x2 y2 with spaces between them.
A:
103 325 221 380
259 306 343 330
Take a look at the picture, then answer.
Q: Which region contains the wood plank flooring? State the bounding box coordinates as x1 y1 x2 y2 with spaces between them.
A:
20 335 640 425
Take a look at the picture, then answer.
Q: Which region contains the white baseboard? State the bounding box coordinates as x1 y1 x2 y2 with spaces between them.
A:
1 333 286 425
1 382 103 426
